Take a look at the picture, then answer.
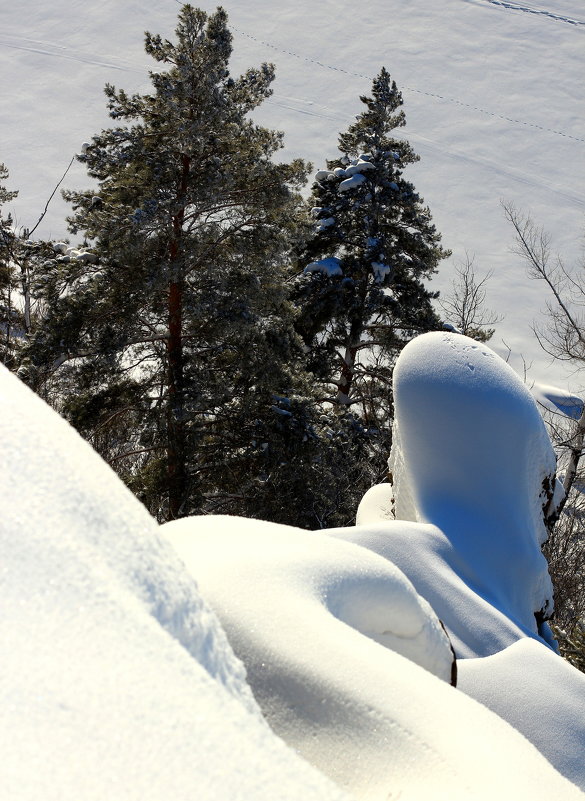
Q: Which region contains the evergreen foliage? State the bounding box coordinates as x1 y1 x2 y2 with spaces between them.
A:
0 164 53 374
0 163 20 369
291 69 449 504
295 68 448 409
27 6 332 523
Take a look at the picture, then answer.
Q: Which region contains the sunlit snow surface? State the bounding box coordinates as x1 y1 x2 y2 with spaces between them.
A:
350 332 559 656
0 363 348 801
2 339 585 799
164 515 582 801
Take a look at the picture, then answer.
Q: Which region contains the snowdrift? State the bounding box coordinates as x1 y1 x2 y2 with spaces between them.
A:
0 363 347 801
353 331 560 656
164 513 584 800
2 331 585 800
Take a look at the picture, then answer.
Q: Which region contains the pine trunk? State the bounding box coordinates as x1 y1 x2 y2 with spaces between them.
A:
166 155 190 520
336 317 363 405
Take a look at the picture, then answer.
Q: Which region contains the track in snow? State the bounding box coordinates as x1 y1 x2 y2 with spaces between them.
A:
0 34 148 74
231 26 585 145
464 0 585 27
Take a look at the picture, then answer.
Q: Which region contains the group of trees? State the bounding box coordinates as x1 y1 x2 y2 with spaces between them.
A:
0 5 447 527
2 3 583 670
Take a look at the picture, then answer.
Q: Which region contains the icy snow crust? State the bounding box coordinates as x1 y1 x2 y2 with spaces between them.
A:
164 515 584 801
0 364 348 801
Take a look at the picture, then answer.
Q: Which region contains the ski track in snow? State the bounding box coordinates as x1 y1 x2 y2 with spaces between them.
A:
463 0 585 26
409 132 585 208
230 27 585 145
0 34 148 74
1 25 582 144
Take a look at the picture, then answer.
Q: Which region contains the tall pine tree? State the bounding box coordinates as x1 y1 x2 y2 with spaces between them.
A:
28 6 315 521
295 68 448 419
0 163 19 368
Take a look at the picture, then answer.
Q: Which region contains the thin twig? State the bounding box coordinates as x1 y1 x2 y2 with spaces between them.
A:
28 156 75 238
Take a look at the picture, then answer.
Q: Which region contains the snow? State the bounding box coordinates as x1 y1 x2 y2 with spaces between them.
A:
371 260 391 282
459 637 585 791
532 381 584 420
2 329 585 799
0 363 348 801
337 333 560 657
345 159 376 176
163 514 583 801
315 169 333 181
304 256 343 276
316 215 336 230
338 172 366 192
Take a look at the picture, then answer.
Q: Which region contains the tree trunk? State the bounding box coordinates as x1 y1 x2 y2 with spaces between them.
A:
166 155 190 520
336 317 363 405
166 271 186 519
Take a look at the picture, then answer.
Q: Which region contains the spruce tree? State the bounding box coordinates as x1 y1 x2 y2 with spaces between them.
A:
295 68 448 415
290 69 449 510
28 6 313 521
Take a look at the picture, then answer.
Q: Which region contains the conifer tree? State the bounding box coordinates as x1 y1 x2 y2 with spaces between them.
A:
0 164 53 374
295 68 448 416
0 163 18 367
28 6 313 521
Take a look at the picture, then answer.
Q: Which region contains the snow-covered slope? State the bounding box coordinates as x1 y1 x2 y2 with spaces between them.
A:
163 513 583 801
2 0 584 386
0 362 348 801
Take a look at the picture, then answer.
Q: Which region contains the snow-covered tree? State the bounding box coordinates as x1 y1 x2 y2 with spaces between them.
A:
0 163 17 364
28 6 316 521
294 68 448 414
0 164 53 375
290 69 449 506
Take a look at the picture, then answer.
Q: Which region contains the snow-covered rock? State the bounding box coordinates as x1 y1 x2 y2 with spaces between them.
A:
380 331 557 654
163 514 583 801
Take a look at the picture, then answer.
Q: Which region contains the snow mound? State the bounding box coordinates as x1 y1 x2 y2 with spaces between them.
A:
459 637 585 791
532 381 584 420
356 481 394 524
0 364 348 801
385 332 557 651
163 514 583 801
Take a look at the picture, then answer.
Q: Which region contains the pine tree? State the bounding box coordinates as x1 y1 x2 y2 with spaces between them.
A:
28 5 313 521
295 68 448 414
0 163 19 367
0 164 53 374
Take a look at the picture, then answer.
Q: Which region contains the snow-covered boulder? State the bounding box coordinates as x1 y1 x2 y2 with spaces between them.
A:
349 332 559 656
163 514 583 801
0 364 348 801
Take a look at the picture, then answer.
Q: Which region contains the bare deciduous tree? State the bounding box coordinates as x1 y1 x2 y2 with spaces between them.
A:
504 200 585 670
439 253 501 342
